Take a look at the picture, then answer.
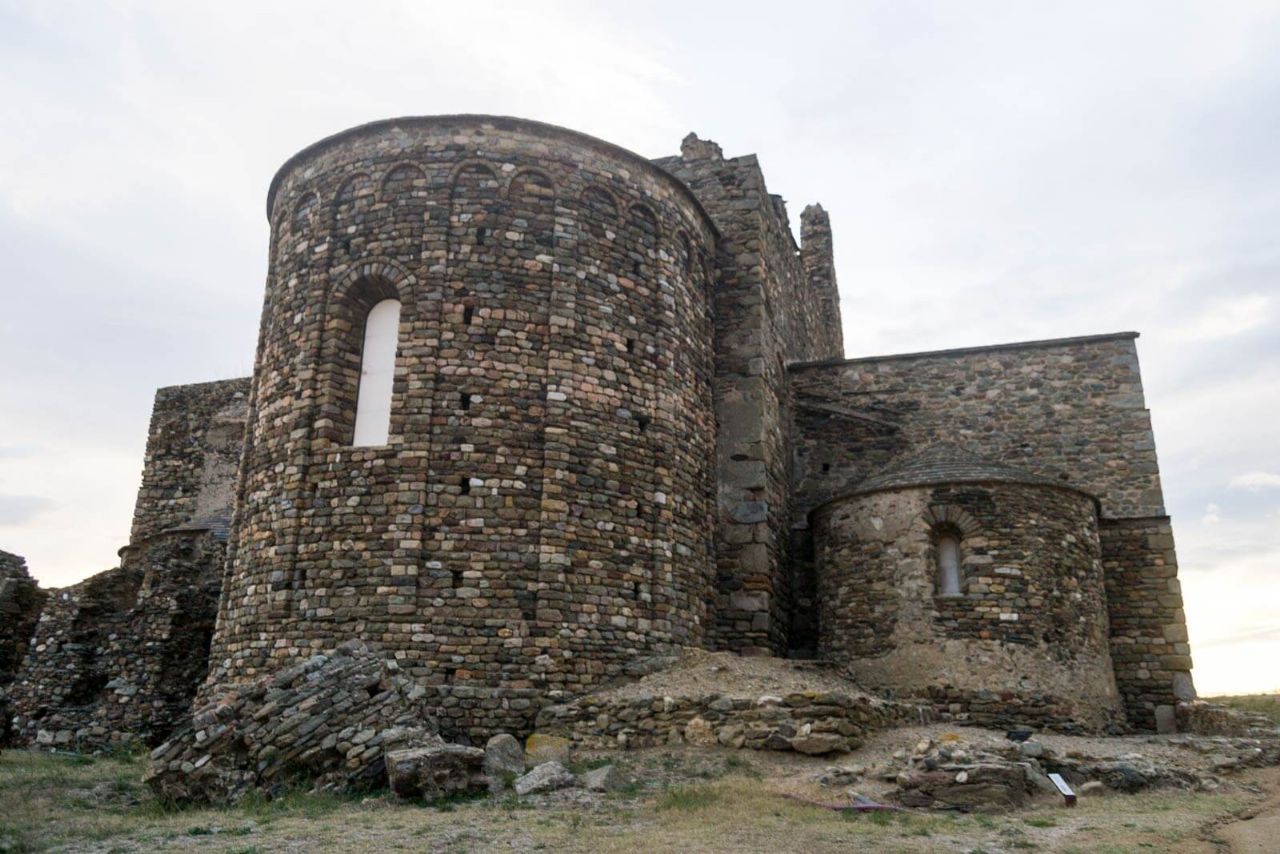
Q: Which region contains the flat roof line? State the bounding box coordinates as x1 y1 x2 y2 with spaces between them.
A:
788 331 1139 371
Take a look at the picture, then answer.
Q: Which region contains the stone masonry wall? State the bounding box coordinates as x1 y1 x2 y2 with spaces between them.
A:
790 334 1164 522
130 378 250 543
792 333 1190 730
207 117 719 735
1101 517 1195 730
656 135 843 654
1 550 47 745
536 689 919 754
6 531 225 750
813 482 1125 731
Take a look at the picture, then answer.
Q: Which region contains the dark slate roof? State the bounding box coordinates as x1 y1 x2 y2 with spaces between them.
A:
850 444 1087 496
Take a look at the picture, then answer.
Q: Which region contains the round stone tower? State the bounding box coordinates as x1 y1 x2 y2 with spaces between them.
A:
205 117 719 730
811 446 1125 730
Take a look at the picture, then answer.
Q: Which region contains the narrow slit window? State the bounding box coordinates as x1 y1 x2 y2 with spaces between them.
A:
352 298 401 446
936 533 962 597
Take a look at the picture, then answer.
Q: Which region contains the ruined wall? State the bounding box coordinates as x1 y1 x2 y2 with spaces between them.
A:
0 551 44 686
1101 517 1195 730
655 135 842 655
207 116 719 736
0 550 46 745
6 377 244 749
813 481 1124 731
130 378 250 543
6 532 225 749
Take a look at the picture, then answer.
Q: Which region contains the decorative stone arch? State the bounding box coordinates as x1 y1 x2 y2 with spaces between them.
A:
378 161 427 198
675 230 694 275
331 259 415 305
448 159 499 188
333 172 374 208
581 185 619 217
448 162 500 234
506 168 556 203
628 202 660 240
507 170 556 251
290 191 320 237
580 185 619 240
923 503 981 537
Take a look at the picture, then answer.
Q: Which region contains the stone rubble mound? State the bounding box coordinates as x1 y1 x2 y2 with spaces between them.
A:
145 641 442 804
819 729 1280 811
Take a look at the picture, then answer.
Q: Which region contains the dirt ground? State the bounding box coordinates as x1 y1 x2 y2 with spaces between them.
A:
3 731 1278 853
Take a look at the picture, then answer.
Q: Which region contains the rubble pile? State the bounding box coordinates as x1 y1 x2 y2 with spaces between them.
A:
146 641 441 804
819 728 1280 811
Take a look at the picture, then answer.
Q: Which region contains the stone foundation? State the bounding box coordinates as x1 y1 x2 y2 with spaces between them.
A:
535 689 923 754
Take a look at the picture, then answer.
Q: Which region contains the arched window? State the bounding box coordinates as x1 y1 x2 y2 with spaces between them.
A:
352 298 401 446
936 532 963 597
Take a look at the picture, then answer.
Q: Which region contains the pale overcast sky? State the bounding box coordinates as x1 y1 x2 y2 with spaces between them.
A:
1 1 1277 695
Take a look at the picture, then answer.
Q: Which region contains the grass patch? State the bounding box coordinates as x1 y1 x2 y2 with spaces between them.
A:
568 756 614 774
1024 816 1058 827
655 784 719 811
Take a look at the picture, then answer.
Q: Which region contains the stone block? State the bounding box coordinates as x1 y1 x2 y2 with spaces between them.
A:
513 760 575 795
387 744 487 801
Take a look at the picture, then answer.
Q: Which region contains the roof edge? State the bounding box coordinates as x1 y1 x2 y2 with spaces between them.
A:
265 114 718 237
810 474 1101 519
789 331 1140 372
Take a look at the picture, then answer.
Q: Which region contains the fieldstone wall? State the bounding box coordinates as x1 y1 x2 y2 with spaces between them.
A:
6 531 224 749
812 481 1125 731
0 550 46 745
656 135 843 655
129 378 249 543
207 116 720 731
790 333 1164 522
535 689 920 754
1101 517 1195 730
791 333 1191 730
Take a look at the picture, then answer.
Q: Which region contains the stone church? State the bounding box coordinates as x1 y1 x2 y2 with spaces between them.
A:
1 116 1194 751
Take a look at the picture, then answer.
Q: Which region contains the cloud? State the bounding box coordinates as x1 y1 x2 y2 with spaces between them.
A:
0 493 56 526
1178 295 1272 342
1229 471 1280 491
1200 503 1222 525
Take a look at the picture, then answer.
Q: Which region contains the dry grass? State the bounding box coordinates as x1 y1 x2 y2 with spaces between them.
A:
1207 692 1280 725
0 747 1264 853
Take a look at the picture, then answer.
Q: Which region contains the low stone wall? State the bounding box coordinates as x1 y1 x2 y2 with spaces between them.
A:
536 690 926 754
1176 701 1279 738
432 684 543 745
920 685 1121 734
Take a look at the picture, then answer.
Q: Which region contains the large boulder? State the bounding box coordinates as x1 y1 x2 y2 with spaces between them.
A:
387 744 487 801
484 733 526 792
580 763 625 792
